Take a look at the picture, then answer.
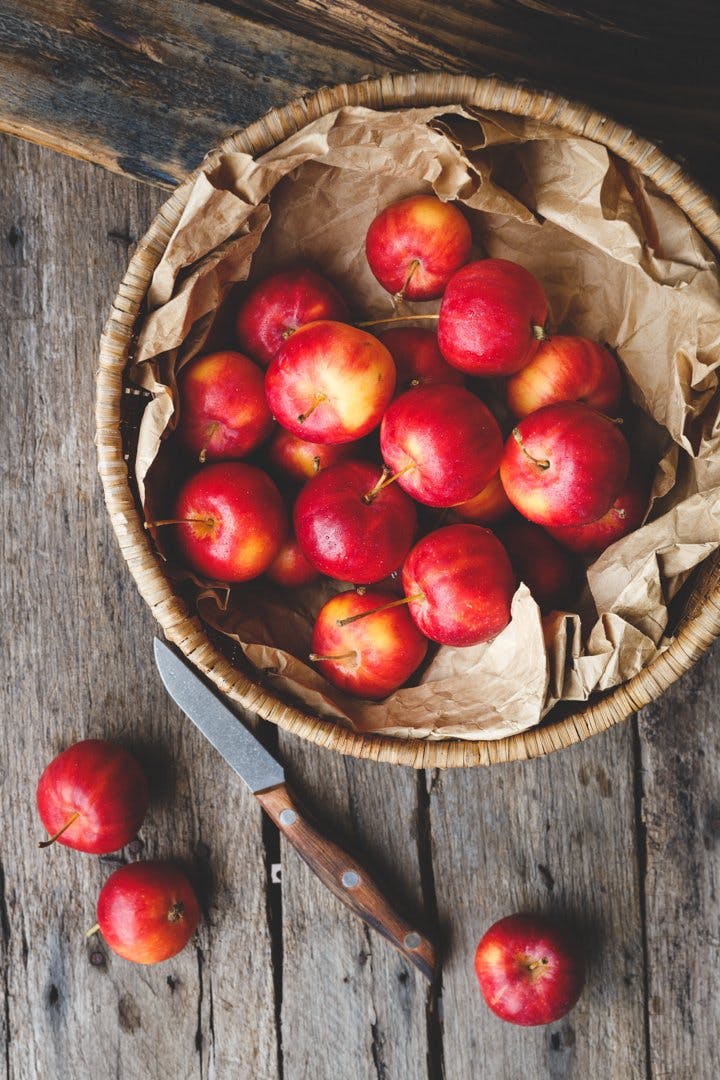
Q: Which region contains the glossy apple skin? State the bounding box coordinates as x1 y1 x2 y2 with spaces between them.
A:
500 402 630 528
97 861 200 965
173 462 286 582
547 469 649 557
500 518 575 613
452 471 513 526
507 336 623 419
176 350 274 462
438 259 548 376
266 428 354 484
266 534 320 587
235 266 348 367
402 524 516 647
380 384 503 508
475 914 585 1026
365 194 472 300
36 740 149 855
379 327 465 395
265 321 396 444
311 589 428 699
294 460 416 584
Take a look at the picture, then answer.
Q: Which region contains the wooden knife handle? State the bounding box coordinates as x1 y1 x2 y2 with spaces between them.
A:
256 782 437 982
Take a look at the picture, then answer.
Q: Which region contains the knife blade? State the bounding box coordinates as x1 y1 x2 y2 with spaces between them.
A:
154 638 437 982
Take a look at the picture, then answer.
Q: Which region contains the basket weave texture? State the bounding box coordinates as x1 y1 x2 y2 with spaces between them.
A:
96 73 720 769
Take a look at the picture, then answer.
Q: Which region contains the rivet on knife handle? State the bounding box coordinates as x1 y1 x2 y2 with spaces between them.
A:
256 782 437 983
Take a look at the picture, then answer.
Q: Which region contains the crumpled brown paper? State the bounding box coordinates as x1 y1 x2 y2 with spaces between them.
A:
130 104 720 741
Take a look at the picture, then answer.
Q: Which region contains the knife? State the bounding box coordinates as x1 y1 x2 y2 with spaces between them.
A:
154 637 437 982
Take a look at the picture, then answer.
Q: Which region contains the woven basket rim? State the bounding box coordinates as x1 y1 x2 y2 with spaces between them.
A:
96 72 720 769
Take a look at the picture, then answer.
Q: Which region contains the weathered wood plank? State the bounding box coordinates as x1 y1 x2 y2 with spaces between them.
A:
0 1 719 193
429 724 647 1079
639 639 720 1079
0 135 278 1080
277 735 433 1080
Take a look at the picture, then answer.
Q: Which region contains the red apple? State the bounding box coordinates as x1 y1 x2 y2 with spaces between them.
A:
294 460 416 584
402 524 516 647
365 194 472 300
438 259 548 376
500 402 630 527
170 462 286 582
506 336 623 419
266 533 320 588
452 471 513 526
499 518 575 613
266 428 354 484
547 468 649 557
475 913 585 1026
235 265 348 367
265 320 395 444
176 350 274 463
37 740 148 855
380 384 503 507
96 861 200 964
379 327 465 394
310 589 428 699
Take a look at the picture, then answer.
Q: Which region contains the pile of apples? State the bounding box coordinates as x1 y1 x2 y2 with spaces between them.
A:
152 193 648 701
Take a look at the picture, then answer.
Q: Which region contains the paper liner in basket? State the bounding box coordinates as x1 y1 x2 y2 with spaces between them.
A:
129 104 720 742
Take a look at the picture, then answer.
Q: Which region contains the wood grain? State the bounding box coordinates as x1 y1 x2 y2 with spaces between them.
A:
256 782 437 981
277 737 434 1080
429 723 647 1079
0 1 719 194
639 640 720 1079
0 135 278 1080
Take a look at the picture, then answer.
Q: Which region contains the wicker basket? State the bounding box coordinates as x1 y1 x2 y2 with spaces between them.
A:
95 73 720 769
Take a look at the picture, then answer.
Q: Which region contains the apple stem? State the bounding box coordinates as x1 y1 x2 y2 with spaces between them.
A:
512 428 550 471
39 810 80 849
532 324 548 341
298 393 327 423
85 923 101 939
362 463 416 503
198 421 221 464
393 259 421 305
144 517 215 529
355 314 439 329
309 651 357 663
336 592 425 627
527 957 549 971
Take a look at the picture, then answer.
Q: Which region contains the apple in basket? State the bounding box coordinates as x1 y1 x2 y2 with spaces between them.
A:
235 265 349 367
379 327 465 394
500 402 630 527
265 320 396 444
401 524 516 647
175 350 274 463
499 517 576 614
475 913 585 1026
547 466 650 557
294 459 417 584
438 259 549 376
151 461 287 582
266 533 320 588
452 470 513 526
266 428 355 484
506 335 623 419
379 384 504 508
310 589 428 699
365 194 472 301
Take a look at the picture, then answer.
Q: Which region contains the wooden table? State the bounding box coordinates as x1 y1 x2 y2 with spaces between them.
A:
1 4 719 1078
